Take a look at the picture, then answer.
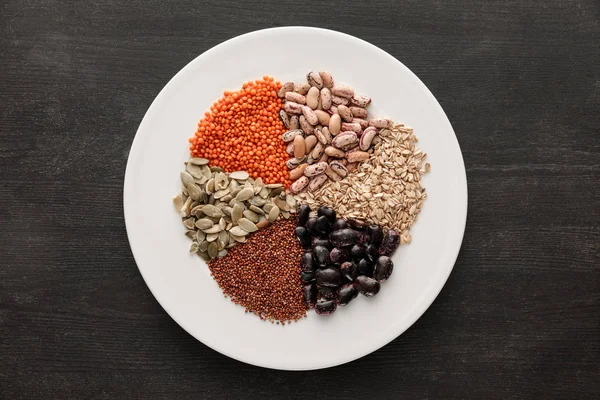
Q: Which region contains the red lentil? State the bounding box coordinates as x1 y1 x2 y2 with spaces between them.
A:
208 218 306 324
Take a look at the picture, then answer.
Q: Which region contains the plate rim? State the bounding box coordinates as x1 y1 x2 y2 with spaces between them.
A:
124 26 468 370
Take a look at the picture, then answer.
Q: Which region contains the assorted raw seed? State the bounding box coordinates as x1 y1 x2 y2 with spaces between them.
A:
173 71 430 323
174 157 296 260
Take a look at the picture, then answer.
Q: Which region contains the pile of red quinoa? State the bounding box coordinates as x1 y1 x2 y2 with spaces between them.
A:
208 218 307 324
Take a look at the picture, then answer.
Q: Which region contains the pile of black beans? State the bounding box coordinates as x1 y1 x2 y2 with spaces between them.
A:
295 205 400 315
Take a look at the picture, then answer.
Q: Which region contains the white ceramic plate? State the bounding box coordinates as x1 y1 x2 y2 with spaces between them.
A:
124 27 467 370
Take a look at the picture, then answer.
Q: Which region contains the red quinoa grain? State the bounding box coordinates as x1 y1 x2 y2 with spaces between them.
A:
208 218 306 324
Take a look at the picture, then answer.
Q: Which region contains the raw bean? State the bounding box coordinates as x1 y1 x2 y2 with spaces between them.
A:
295 82 310 95
290 164 308 180
315 127 332 145
285 91 306 104
326 105 338 115
293 135 306 159
286 142 295 156
331 95 349 106
256 220 271 229
320 88 332 110
306 154 318 165
286 157 305 169
279 109 290 128
311 142 325 160
325 166 342 182
341 122 362 133
299 115 314 134
325 146 345 158
304 162 328 177
369 117 391 128
331 85 354 98
306 87 319 109
306 71 323 89
346 162 358 172
304 135 318 154
337 105 353 122
329 160 348 177
289 115 300 130
282 129 304 142
329 114 341 135
349 106 368 118
302 106 318 125
284 102 303 114
291 176 309 193
308 174 328 192
340 158 348 166
318 153 329 163
351 95 371 107
352 118 369 129
347 150 370 163
315 109 330 125
332 131 358 150
319 71 334 88
277 81 294 98
359 126 378 150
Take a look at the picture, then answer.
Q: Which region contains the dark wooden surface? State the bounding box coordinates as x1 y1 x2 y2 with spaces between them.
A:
1 0 599 399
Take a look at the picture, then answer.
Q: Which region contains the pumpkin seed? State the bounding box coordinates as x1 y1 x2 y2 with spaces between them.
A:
206 233 219 242
250 197 267 207
268 206 280 222
205 178 215 194
226 222 233 231
201 165 212 179
199 240 209 252
203 225 222 234
208 242 218 258
184 230 196 239
196 230 206 243
274 197 290 212
214 189 230 199
183 217 195 229
173 194 184 211
187 183 201 201
269 187 284 197
202 204 224 217
281 211 291 219
215 172 229 190
242 210 259 223
181 171 194 186
222 206 232 217
266 183 283 189
249 205 265 215
259 186 269 199
238 218 258 233
217 249 228 258
230 233 246 243
231 204 243 224
218 218 227 230
186 163 204 178
180 197 193 217
195 218 213 230
254 177 264 194
221 194 233 203
229 226 249 236
236 187 254 201
218 230 228 248
263 202 274 213
198 251 210 262
230 171 249 181
194 176 208 185
189 242 199 253
189 157 209 165
286 195 297 208
210 166 224 173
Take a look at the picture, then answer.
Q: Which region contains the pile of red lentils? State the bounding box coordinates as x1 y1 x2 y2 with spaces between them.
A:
208 218 307 324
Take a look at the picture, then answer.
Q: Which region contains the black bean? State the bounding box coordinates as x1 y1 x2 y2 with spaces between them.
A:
305 217 318 235
301 252 315 272
368 225 384 247
315 299 337 315
358 258 373 277
373 256 394 282
295 226 311 248
332 219 349 231
337 284 358 306
315 216 331 236
380 230 400 256
329 247 349 265
298 204 311 227
366 244 379 263
351 244 366 262
303 284 317 307
312 238 332 249
301 271 315 283
317 206 336 222
316 268 341 287
329 228 360 248
347 219 368 231
354 275 381 297
312 245 330 268
317 285 337 300
340 261 358 282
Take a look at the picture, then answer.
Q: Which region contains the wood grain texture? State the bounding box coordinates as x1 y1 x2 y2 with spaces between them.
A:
1 0 599 399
